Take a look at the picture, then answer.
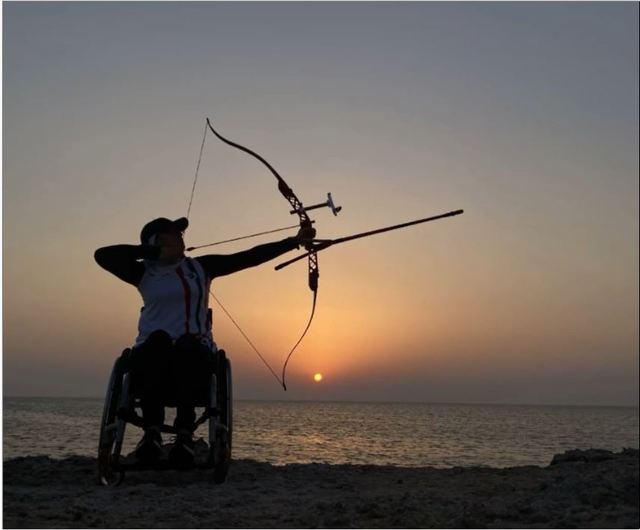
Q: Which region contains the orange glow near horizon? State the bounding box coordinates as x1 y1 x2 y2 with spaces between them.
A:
3 3 639 406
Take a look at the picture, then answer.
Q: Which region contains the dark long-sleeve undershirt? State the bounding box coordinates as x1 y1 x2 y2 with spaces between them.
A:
94 238 299 287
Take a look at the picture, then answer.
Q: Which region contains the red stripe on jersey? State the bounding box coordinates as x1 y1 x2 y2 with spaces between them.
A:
175 266 191 335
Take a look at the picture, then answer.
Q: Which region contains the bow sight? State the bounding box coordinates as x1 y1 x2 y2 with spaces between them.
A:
290 192 342 216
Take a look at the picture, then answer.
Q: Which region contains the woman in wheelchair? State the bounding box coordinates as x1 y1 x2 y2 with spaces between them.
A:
95 216 314 466
127 329 218 465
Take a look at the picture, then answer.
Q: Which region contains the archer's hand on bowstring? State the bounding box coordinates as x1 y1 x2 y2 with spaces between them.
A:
295 225 316 248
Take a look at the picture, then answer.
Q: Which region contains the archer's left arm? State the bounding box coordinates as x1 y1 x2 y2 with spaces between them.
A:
196 237 300 279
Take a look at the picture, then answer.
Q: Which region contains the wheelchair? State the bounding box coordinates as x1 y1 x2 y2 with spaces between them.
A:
97 347 232 486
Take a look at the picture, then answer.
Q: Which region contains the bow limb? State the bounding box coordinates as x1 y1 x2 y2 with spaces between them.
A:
281 289 317 391
205 119 310 226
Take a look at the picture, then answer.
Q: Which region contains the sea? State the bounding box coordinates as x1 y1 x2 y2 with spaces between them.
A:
3 398 638 468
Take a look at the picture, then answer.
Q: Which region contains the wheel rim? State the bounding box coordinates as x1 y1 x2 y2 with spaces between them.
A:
97 355 125 486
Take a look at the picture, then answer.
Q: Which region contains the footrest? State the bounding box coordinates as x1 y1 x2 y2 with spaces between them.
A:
118 439 214 471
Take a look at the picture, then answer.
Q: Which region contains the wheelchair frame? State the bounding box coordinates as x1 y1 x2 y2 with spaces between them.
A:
97 348 233 486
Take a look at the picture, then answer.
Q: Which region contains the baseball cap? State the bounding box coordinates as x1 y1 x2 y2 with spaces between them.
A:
140 217 189 245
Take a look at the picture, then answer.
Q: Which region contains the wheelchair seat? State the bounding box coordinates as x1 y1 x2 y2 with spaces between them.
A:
121 347 227 409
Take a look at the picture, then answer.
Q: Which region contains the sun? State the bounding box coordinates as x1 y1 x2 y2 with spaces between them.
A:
313 373 323 383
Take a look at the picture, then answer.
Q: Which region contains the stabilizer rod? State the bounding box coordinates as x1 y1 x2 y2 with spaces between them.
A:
275 209 464 270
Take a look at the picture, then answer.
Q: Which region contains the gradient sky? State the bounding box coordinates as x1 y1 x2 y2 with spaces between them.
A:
3 2 638 405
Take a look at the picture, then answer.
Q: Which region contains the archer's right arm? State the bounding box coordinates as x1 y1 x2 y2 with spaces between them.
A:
94 245 160 286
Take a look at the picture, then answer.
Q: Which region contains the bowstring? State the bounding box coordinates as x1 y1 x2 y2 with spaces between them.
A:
186 121 208 221
209 291 284 388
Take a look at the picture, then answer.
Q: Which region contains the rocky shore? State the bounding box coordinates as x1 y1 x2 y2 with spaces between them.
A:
3 448 638 528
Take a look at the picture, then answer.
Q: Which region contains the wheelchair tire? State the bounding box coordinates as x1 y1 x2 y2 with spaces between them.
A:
220 357 233 451
97 352 127 486
210 354 232 483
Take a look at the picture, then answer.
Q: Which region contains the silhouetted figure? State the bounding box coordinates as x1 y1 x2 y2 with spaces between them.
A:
95 217 313 465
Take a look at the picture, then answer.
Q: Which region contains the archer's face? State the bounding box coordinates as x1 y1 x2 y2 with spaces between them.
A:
156 230 185 260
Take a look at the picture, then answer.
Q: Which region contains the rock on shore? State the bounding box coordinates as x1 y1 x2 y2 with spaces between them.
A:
3 448 638 528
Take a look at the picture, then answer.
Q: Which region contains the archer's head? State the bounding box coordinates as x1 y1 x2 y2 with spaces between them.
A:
140 217 188 264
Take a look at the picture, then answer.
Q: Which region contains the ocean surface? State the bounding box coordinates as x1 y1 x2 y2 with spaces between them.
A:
3 398 638 468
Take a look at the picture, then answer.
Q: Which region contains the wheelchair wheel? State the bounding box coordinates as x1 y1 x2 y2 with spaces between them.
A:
220 356 233 450
210 354 232 484
97 351 128 486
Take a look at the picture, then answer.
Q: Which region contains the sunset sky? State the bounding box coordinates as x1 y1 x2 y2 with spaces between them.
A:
3 2 638 406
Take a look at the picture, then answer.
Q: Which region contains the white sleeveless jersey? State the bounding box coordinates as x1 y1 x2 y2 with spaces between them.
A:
135 257 216 350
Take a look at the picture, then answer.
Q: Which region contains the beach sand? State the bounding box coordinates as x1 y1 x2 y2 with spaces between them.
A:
3 448 638 528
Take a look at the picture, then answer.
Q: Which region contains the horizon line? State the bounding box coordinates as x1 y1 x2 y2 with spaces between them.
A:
3 395 638 409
